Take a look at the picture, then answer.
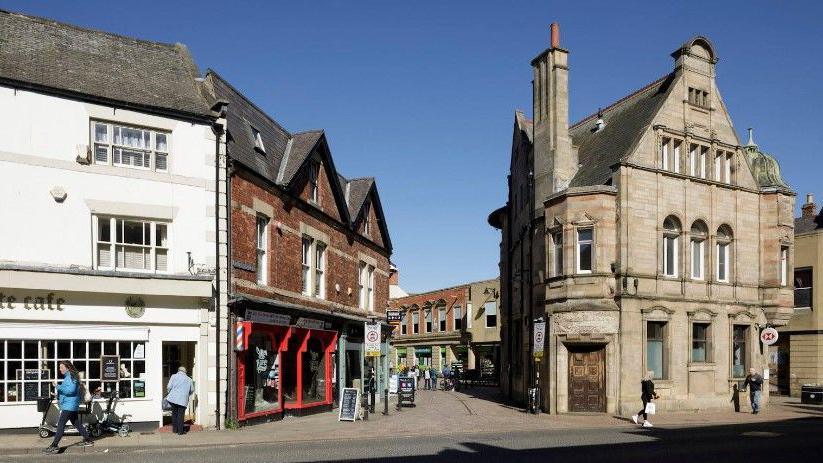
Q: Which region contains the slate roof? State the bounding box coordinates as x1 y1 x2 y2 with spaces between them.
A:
795 212 823 235
568 73 675 187
0 9 214 120
206 70 392 251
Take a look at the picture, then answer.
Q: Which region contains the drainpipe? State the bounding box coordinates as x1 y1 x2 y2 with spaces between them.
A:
212 121 224 430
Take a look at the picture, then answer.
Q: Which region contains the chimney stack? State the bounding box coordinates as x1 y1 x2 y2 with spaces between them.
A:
531 22 576 210
550 22 560 48
802 193 817 219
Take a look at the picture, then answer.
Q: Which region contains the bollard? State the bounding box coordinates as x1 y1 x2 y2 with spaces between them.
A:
383 388 389 415
362 390 369 421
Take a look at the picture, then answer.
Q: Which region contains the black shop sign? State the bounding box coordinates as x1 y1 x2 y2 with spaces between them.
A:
101 356 120 382
397 376 415 407
338 387 359 422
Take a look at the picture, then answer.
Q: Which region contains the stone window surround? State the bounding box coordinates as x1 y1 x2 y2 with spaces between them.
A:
654 128 738 186
547 221 564 278
689 220 709 281
687 308 717 366
662 215 681 278
727 309 757 379
658 215 736 285
299 222 328 299
641 306 674 381
574 220 596 275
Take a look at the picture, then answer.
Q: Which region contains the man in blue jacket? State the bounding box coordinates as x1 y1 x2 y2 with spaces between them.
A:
43 361 93 453
166 366 194 435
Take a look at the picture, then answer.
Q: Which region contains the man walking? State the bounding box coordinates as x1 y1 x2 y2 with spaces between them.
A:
166 366 194 434
742 368 764 414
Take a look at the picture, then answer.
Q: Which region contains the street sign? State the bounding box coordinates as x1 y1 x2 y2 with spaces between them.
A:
386 310 401 325
101 356 120 382
760 327 779 346
533 321 546 360
365 323 381 357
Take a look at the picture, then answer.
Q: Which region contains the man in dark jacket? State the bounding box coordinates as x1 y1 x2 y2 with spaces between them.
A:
742 368 764 414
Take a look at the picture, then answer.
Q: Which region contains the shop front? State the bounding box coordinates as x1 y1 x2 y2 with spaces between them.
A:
235 308 338 421
0 271 214 431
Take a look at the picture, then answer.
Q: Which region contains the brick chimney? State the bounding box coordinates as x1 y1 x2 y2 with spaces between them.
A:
531 22 576 211
802 193 817 219
389 264 400 286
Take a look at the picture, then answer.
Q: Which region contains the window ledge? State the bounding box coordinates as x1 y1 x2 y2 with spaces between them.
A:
688 363 716 372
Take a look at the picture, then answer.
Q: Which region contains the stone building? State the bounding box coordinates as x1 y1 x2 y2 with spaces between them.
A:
773 194 823 396
389 279 500 377
205 72 393 423
489 24 795 414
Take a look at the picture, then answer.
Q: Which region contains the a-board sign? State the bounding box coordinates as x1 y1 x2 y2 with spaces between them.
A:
338 387 359 422
101 356 120 382
397 376 415 406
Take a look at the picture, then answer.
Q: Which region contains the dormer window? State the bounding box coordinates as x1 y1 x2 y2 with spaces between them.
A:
252 127 265 153
688 87 710 109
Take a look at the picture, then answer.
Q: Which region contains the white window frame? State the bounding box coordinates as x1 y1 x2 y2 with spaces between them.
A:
359 262 375 311
314 242 326 299
714 152 722 181
301 236 313 296
256 215 268 285
700 147 707 179
438 306 447 332
661 137 670 171
691 238 704 280
401 311 408 335
725 153 732 184
780 246 789 287
94 215 169 273
690 145 698 176
91 120 170 172
484 301 498 328
363 203 371 236
309 162 320 204
576 227 594 274
716 242 730 283
412 311 419 334
425 309 432 333
663 233 679 277
552 231 563 277
673 140 681 174
454 304 462 331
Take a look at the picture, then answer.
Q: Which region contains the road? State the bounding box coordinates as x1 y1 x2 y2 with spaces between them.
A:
6 417 821 463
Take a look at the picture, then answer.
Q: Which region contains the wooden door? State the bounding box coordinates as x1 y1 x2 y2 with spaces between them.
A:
568 345 605 412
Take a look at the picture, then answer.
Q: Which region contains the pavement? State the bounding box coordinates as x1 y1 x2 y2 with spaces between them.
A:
2 388 821 460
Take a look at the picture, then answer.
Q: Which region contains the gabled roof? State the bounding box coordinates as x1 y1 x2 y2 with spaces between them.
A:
206 70 392 252
795 211 823 235
0 9 214 120
568 73 675 187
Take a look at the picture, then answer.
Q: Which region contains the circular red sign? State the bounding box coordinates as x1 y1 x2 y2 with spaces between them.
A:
760 327 779 346
367 330 379 342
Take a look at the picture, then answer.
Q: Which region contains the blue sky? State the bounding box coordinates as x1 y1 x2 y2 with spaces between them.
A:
4 1 821 293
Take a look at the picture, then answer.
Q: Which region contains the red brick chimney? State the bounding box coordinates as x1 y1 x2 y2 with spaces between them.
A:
550 22 560 48
389 264 399 286
802 193 817 219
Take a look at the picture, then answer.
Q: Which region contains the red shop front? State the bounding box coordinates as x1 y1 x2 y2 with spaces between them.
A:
236 321 338 421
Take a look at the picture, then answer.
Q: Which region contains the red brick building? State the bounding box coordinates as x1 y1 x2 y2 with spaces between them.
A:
207 72 392 423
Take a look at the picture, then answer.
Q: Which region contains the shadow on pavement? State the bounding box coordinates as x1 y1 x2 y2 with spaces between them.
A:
326 417 822 463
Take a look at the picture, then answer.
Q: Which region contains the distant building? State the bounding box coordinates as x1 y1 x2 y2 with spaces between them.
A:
389 278 500 380
389 263 409 299
489 24 795 414
774 194 823 396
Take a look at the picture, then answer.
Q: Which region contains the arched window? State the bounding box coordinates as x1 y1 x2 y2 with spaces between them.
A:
663 216 681 277
716 225 733 283
690 220 708 280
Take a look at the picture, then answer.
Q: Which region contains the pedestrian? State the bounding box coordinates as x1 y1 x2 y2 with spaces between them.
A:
424 367 431 390
410 366 417 391
632 371 659 428
742 368 763 414
430 368 437 390
42 361 93 454
165 366 194 435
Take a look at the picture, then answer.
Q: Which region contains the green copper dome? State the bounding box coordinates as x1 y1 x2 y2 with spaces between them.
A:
741 129 790 190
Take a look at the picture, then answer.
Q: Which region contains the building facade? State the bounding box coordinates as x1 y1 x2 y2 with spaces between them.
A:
0 10 228 430
205 73 393 423
489 24 795 414
774 194 823 396
390 279 500 378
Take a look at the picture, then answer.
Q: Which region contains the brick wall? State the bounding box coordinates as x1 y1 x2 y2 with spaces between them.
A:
231 170 390 315
390 285 468 336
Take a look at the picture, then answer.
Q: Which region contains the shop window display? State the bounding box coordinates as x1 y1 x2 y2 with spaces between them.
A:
0 339 146 402
244 333 280 414
302 338 326 404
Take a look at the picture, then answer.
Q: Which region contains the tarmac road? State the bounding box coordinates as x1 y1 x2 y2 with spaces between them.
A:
5 417 821 463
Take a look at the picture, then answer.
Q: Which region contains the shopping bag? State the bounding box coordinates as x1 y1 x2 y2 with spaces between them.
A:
644 401 656 415
162 398 172 411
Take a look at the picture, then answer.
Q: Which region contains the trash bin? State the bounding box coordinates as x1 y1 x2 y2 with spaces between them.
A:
801 385 823 405
37 397 52 413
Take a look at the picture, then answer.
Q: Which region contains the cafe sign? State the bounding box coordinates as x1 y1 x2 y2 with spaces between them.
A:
0 291 66 311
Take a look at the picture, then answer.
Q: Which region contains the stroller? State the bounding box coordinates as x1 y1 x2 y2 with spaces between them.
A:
94 391 131 438
37 395 96 439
